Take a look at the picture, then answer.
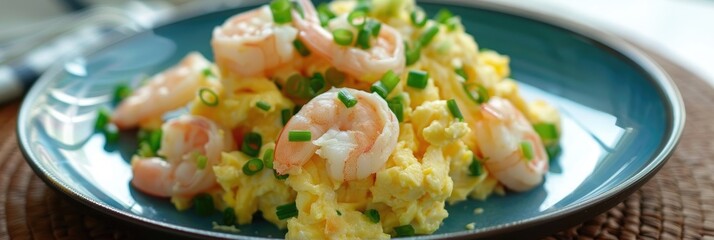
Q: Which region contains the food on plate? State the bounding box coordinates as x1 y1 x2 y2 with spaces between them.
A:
102 0 562 238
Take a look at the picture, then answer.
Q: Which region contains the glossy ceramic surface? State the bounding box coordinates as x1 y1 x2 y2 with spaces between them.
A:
17 1 684 239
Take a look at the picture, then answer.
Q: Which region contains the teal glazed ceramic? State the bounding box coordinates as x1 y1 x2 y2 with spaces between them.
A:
17 0 684 239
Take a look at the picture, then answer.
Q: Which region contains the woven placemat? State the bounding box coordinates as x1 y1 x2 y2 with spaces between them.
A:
2 48 713 240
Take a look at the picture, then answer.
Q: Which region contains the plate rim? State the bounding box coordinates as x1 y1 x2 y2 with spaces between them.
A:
16 0 686 239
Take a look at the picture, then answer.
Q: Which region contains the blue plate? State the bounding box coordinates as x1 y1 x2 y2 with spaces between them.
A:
17 0 684 239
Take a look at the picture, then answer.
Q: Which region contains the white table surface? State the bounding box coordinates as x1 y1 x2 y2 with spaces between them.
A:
2 0 713 86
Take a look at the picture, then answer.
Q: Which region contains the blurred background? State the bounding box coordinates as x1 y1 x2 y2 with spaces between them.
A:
1 0 713 102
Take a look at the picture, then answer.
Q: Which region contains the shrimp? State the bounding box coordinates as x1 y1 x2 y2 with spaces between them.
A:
211 5 299 78
131 115 225 197
274 88 399 182
112 52 212 129
292 0 405 82
473 97 548 192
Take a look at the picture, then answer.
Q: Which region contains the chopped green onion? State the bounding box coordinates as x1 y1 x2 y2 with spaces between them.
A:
325 67 345 86
380 70 400 92
364 209 380 223
366 20 382 37
394 225 415 237
222 208 236 226
113 84 132 104
137 129 162 157
419 25 440 47
270 0 292 24
292 1 304 18
288 130 311 142
463 83 489 104
337 89 358 108
371 82 388 99
193 194 215 216
256 101 271 111
274 169 289 180
286 74 310 98
202 68 214 78
469 155 484 177
546 143 561 159
387 98 404 122
356 28 371 49
310 73 326 93
405 42 421 66
196 154 208 170
317 3 336 27
281 108 292 126
293 39 311 57
348 11 367 28
447 99 464 121
444 17 459 31
336 210 342 216
95 108 110 131
407 70 429 89
276 202 298 220
354 0 371 12
137 142 154 157
103 123 119 144
533 123 559 140
263 148 275 169
332 29 354 46
241 132 262 157
410 9 427 27
521 141 534 161
243 158 264 175
455 67 468 80
199 88 219 107
434 9 454 23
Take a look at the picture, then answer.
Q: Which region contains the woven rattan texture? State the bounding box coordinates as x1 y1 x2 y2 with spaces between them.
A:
2 50 713 239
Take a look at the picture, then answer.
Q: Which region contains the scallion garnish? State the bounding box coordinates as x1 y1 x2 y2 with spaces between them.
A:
286 74 310 98
274 169 289 180
521 141 534 161
199 88 219 107
410 9 427 27
317 3 336 27
394 225 415 237
263 148 275 169
336 210 342 216
444 17 459 31
533 123 559 140
95 108 110 131
137 128 162 157
256 101 271 111
407 70 429 89
447 99 464 121
332 29 354 46
546 144 561 159
337 89 358 108
354 0 371 12
468 155 484 177
269 0 292 24
243 158 264 176
366 20 382 37
380 70 400 92
310 73 326 94
103 123 120 144
455 67 468 80
387 98 404 122
113 84 132 105
293 39 311 57
419 25 440 47
276 202 298 220
193 194 215 216
434 9 454 23
288 130 312 142
196 154 208 170
348 11 367 28
325 67 345 87
356 28 371 49
241 132 262 157
222 207 236 226
462 83 489 104
371 82 388 99
364 209 380 223
202 68 214 78
405 42 421 66
281 108 292 126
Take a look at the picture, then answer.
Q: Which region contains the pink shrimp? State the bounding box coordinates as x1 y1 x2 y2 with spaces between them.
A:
291 0 405 82
131 115 225 197
211 5 299 78
273 88 399 182
112 52 212 129
473 97 548 191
